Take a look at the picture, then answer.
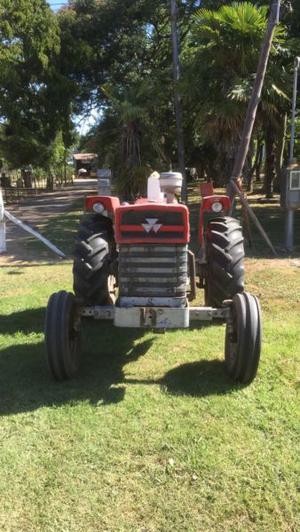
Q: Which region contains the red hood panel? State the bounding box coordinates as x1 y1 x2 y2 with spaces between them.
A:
115 203 190 244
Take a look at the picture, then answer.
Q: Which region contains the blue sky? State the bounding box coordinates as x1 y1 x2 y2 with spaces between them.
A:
48 0 68 11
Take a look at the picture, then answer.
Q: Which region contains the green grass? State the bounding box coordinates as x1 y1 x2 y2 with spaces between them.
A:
0 191 299 530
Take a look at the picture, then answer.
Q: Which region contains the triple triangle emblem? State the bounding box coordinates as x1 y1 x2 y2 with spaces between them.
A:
142 218 162 233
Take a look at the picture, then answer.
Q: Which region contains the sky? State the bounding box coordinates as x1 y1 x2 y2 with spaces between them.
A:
47 0 68 12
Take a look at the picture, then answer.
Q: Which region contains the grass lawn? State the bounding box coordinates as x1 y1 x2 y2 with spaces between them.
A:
0 191 299 531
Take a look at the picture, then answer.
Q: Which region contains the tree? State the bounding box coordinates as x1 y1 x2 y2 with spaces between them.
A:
59 0 300 198
0 0 74 169
58 0 183 193
182 2 290 193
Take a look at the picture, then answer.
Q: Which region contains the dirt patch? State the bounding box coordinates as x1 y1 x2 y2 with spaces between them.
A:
1 183 299 269
0 180 96 266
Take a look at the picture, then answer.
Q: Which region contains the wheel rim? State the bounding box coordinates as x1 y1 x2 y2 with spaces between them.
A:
107 274 117 304
67 302 81 374
225 294 246 378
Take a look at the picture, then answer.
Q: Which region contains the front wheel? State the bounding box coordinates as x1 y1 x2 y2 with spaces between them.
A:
45 291 81 380
225 292 262 384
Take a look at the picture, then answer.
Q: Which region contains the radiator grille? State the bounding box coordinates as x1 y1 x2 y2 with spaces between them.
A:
119 245 188 298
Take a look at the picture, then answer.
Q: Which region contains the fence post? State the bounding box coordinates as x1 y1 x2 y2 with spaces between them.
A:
0 187 6 253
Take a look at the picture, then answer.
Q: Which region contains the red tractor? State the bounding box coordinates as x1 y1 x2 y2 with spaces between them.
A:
45 172 261 384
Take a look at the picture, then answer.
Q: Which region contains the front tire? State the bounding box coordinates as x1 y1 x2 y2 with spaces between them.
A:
205 216 245 307
225 292 262 384
45 291 81 380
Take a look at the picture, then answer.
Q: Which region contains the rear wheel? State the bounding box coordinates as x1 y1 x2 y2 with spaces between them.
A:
225 292 262 384
205 216 245 307
45 291 81 380
73 214 116 305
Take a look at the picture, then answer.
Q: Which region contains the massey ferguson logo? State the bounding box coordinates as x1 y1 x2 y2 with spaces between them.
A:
142 218 162 233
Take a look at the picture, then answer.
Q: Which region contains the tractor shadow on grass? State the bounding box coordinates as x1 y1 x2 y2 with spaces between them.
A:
0 308 237 416
125 359 237 398
162 359 236 397
0 310 154 416
0 308 44 335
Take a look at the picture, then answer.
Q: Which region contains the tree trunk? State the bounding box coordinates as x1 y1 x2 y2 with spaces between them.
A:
264 126 276 198
255 143 264 182
245 139 254 192
247 138 264 192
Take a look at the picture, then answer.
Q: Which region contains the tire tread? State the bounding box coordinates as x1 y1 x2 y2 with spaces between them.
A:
205 216 245 307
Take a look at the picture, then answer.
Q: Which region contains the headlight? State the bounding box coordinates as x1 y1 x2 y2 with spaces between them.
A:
211 201 223 213
92 202 105 214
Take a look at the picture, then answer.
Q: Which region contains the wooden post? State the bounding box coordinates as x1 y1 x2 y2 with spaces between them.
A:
231 0 281 181
230 0 281 257
232 181 277 256
170 0 187 203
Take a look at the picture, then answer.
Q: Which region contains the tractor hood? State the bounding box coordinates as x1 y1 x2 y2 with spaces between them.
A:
115 203 190 245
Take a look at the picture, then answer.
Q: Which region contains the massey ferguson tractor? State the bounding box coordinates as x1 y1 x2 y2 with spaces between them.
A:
45 172 262 385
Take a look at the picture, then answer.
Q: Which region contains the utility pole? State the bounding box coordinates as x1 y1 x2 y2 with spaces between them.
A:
288 58 300 164
0 187 6 253
170 0 187 203
285 56 300 251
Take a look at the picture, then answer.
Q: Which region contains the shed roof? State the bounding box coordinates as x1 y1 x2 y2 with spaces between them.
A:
73 153 97 161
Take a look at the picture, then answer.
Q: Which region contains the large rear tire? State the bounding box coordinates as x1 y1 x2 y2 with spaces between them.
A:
45 291 81 381
73 214 116 305
205 216 245 307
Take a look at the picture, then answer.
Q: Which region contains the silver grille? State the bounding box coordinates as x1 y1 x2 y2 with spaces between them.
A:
119 244 188 300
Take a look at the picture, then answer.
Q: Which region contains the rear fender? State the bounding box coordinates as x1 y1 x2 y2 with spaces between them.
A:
85 196 120 218
199 195 231 246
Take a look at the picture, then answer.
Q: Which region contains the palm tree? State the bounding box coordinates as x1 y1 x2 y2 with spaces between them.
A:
99 81 169 199
184 2 290 194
